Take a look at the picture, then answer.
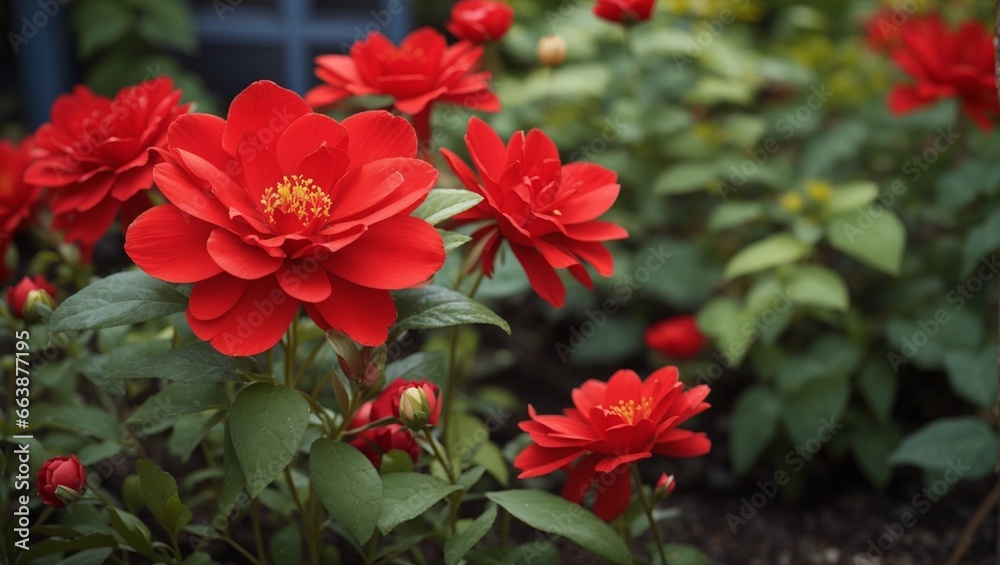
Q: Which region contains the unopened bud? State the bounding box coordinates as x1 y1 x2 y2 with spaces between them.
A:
655 473 676 499
537 35 567 67
399 387 431 429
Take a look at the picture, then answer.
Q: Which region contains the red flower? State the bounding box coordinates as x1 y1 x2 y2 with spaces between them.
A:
36 455 87 508
124 81 445 356
864 7 906 52
441 117 627 307
888 15 998 130
6 274 57 319
306 28 500 150
514 367 710 521
593 0 656 24
644 315 706 360
24 78 189 246
373 378 442 427
655 473 676 497
0 136 41 281
447 0 514 43
349 401 420 468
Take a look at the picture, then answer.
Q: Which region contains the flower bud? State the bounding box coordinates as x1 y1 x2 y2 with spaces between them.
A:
537 35 567 67
36 455 87 508
399 386 432 429
7 275 57 321
655 473 676 499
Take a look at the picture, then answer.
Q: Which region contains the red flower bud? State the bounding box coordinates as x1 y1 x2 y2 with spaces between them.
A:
655 473 676 498
6 275 56 320
36 455 87 508
644 315 706 360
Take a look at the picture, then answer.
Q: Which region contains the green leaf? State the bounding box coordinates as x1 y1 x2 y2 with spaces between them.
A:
413 189 483 226
944 346 998 408
890 417 997 479
394 285 510 335
653 162 718 195
132 0 197 53
73 0 131 59
385 351 446 386
217 422 246 520
822 181 879 217
120 342 249 383
50 271 188 332
379 449 415 474
54 548 115 565
168 410 225 463
25 535 118 561
852 424 901 489
127 383 229 428
723 233 809 280
782 264 849 311
270 523 302 565
107 507 155 558
35 405 123 442
826 210 905 276
696 297 755 367
447 412 488 464
885 308 983 370
780 376 849 447
79 339 171 395
707 202 764 231
137 460 181 535
487 490 632 565
445 503 497 565
660 544 710 565
164 494 194 537
473 440 510 486
440 229 473 253
857 364 896 423
230 383 310 498
377 473 462 534
730 386 782 475
961 207 1000 275
310 439 383 542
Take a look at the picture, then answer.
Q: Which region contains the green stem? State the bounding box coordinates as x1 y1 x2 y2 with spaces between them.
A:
422 429 455 480
285 318 298 387
221 536 262 565
365 529 380 564
286 466 319 565
295 338 327 387
251 499 267 564
631 467 668 565
423 429 460 533
622 24 640 98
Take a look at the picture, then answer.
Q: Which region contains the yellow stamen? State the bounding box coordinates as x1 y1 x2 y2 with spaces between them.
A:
606 397 653 425
260 175 331 226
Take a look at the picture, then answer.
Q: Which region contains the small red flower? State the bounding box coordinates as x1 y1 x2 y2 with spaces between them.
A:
373 378 442 427
124 81 445 356
447 0 514 43
0 137 41 281
441 117 628 307
36 455 87 508
306 28 500 150
593 0 656 24
655 473 676 497
888 14 998 130
514 367 710 521
644 315 706 360
24 78 189 247
864 7 906 52
6 274 57 319
349 402 420 468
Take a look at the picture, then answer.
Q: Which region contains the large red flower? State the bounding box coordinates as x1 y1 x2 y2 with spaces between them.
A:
593 0 656 24
306 28 500 148
888 15 998 130
24 77 188 246
514 367 710 521
124 81 445 356
441 117 627 307
447 0 514 44
0 136 40 281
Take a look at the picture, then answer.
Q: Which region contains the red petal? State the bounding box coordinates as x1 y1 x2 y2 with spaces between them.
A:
341 111 418 164
189 273 250 320
277 261 332 302
125 205 222 283
465 116 507 183
206 229 284 279
605 370 642 404
187 278 299 356
652 432 711 458
223 81 311 156
513 444 583 479
324 216 443 289
153 163 235 228
276 113 348 171
592 469 632 521
561 453 602 503
167 114 231 174
309 275 395 346
563 221 629 242
510 243 566 308
329 157 437 224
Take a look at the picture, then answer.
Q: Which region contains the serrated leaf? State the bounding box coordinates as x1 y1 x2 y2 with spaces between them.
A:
487 490 632 565
230 383 309 498
50 271 188 332
377 472 462 534
413 189 483 225
394 285 510 335
310 439 382 542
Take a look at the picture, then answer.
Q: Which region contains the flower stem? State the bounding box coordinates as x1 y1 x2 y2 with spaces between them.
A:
251 498 267 564
285 466 318 565
631 466 668 565
622 25 640 98
423 428 460 534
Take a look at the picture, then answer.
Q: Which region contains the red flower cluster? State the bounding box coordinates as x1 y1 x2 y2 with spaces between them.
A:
0 137 40 281
442 117 627 307
447 0 514 43
37 455 87 508
644 315 706 360
514 367 710 520
349 378 441 467
306 28 499 147
593 0 656 24
124 81 445 356
6 274 57 319
887 14 998 130
24 77 188 247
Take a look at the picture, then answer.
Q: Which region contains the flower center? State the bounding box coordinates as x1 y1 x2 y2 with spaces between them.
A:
260 175 332 226
607 397 652 425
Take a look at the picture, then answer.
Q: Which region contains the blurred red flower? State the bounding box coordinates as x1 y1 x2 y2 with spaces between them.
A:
349 401 420 468
37 455 87 508
0 136 40 281
593 0 656 24
24 77 188 247
441 117 627 307
644 315 706 360
514 367 710 521
864 7 906 51
888 14 998 130
447 0 514 43
6 274 56 319
372 378 442 426
124 81 445 356
306 28 500 149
